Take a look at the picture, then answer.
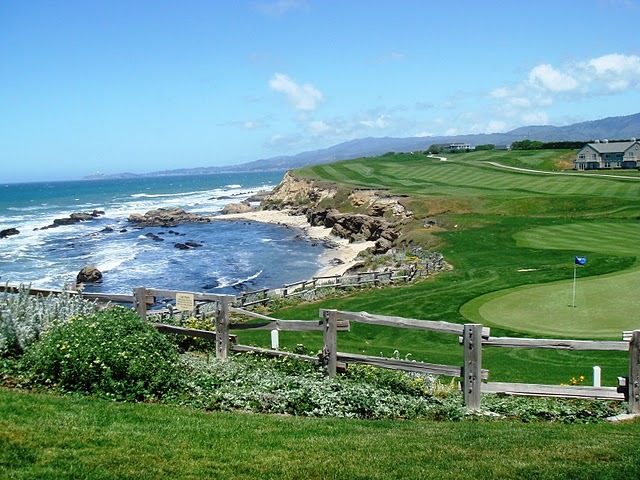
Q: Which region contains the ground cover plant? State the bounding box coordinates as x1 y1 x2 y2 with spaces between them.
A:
22 307 180 400
0 285 103 356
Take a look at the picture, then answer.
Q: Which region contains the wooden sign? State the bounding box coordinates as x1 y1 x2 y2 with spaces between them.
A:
175 293 195 311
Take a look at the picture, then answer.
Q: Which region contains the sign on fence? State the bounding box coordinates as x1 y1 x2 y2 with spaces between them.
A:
175 292 195 311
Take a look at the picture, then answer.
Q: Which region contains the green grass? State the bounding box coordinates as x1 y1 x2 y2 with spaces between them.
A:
2 388 639 480
461 221 640 338
234 151 640 386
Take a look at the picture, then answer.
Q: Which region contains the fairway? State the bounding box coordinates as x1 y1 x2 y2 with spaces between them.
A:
461 222 640 338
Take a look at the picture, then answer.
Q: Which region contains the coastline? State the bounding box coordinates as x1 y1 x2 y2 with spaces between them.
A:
216 209 375 278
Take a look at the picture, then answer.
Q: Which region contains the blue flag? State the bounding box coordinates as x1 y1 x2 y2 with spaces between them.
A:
575 256 587 266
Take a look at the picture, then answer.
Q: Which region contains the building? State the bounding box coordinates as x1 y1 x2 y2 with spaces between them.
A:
574 139 640 170
447 143 474 151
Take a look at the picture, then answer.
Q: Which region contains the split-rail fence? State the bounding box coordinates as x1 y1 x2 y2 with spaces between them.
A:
3 284 638 413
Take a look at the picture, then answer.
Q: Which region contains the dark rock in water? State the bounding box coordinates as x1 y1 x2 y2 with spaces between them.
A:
202 281 220 290
101 226 114 233
41 210 105 230
144 232 164 242
0 228 20 238
119 228 128 233
184 241 203 248
77 265 103 284
174 243 190 250
212 195 232 200
128 208 212 227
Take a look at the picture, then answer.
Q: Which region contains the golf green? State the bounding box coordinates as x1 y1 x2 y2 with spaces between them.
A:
461 222 640 339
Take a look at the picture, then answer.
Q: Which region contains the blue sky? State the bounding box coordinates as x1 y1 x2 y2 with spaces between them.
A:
2 0 640 183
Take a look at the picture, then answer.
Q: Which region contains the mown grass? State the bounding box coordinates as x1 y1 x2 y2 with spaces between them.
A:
238 151 640 387
2 388 639 480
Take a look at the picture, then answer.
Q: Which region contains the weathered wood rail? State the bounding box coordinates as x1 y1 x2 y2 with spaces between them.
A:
4 283 638 412
319 310 637 413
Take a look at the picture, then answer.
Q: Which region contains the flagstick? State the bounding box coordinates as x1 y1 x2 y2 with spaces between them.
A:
572 263 577 308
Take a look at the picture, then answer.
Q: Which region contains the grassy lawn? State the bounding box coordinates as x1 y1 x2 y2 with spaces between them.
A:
2 388 639 480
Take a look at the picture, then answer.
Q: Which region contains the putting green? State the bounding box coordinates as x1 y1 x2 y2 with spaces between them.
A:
461 222 640 339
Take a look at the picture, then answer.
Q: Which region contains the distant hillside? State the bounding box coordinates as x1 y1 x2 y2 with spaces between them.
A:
85 112 640 179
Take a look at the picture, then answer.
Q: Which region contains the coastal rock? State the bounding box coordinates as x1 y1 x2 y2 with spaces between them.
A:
306 208 400 254
128 208 213 227
174 243 190 250
261 172 338 209
262 172 411 219
0 228 20 238
77 265 103 284
221 201 255 214
41 210 105 230
245 190 272 203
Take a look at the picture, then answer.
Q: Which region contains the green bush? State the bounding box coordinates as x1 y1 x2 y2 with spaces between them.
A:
22 307 180 400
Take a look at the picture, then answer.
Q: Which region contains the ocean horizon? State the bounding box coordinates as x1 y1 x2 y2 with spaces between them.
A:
0 171 326 295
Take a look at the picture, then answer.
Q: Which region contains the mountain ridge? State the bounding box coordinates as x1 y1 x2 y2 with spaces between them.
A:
85 112 640 179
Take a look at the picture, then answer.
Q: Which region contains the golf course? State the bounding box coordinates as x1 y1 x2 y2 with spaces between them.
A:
260 148 640 386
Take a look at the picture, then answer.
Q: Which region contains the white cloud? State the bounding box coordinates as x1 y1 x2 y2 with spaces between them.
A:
243 121 263 129
269 73 324 111
528 64 579 92
585 53 640 91
413 131 435 138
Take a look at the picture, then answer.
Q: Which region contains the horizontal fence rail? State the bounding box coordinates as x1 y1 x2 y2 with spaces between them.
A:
4 283 638 413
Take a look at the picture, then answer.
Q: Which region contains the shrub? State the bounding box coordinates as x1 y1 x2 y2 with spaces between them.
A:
0 285 103 357
22 307 180 400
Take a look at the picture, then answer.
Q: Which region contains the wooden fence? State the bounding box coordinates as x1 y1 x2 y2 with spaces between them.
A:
3 284 638 413
237 266 420 307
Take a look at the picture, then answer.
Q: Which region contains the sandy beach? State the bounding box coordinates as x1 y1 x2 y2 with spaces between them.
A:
217 209 375 278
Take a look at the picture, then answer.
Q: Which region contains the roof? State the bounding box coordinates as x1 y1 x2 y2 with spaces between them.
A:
585 141 638 154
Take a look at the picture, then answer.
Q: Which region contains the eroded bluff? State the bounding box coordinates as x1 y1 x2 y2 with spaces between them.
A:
262 172 412 253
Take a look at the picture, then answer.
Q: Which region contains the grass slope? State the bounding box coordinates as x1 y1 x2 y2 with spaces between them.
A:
238 150 640 385
2 389 639 480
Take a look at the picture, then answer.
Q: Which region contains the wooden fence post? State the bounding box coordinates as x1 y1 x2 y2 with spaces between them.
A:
630 330 640 414
133 287 147 322
322 309 338 377
462 323 483 410
215 296 232 360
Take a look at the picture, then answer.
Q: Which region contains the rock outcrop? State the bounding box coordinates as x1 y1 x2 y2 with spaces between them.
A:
77 265 103 284
221 201 255 215
41 210 105 230
260 172 409 254
308 209 400 254
128 208 213 227
0 228 20 238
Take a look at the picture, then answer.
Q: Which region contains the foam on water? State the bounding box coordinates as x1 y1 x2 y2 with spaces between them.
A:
0 172 324 293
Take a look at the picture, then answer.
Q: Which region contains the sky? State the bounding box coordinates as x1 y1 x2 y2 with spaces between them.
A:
2 0 640 183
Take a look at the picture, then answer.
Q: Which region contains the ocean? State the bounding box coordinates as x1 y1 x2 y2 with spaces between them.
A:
0 171 325 295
